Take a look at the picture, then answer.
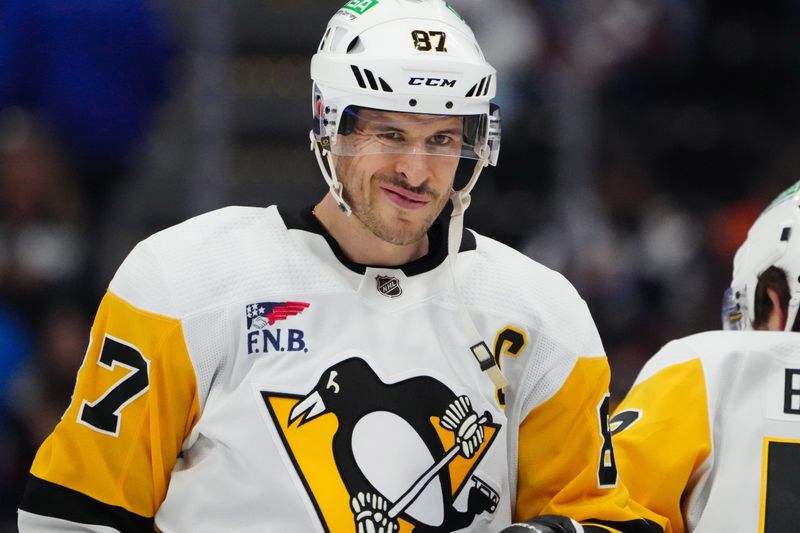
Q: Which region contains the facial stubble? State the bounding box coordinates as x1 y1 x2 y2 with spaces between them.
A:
338 163 451 246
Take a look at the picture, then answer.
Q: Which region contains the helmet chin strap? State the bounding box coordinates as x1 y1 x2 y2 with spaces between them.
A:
310 131 352 216
785 294 800 332
448 157 508 390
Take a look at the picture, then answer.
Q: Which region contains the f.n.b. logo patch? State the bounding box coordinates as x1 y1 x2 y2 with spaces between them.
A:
246 301 310 330
245 301 311 355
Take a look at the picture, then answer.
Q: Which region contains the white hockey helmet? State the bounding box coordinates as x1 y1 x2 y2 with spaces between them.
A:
309 0 501 212
311 0 499 161
723 181 800 331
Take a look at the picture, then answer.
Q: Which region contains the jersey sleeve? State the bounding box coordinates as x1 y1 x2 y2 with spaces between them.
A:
516 354 667 532
611 349 712 533
18 289 201 531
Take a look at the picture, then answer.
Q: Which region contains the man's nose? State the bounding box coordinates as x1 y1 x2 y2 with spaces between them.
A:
393 150 433 186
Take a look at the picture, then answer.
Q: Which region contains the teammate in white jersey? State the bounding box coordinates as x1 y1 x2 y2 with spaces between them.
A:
18 1 664 532
612 181 800 532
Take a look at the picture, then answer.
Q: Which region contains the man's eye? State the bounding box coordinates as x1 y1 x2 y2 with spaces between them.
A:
430 134 454 146
377 131 404 142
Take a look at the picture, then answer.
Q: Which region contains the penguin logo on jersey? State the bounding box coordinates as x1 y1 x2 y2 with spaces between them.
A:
261 357 501 532
376 275 403 298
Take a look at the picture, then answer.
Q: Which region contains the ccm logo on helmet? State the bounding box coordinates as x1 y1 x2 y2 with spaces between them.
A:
409 77 457 87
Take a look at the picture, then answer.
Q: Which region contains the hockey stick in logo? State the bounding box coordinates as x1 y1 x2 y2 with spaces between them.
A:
388 413 496 518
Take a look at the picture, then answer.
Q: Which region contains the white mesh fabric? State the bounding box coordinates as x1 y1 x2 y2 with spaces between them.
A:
127 206 346 318
518 334 583 412
462 234 601 351
108 206 349 408
453 233 604 410
181 307 229 409
110 239 175 317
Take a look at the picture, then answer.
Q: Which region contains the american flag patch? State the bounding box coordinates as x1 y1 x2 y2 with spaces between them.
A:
246 301 310 329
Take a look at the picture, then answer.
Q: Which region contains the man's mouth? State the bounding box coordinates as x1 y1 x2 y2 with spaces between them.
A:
380 184 430 209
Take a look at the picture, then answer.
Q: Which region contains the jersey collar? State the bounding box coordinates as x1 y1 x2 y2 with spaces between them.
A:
280 205 476 276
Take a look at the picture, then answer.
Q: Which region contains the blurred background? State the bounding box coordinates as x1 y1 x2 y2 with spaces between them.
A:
1 0 799 527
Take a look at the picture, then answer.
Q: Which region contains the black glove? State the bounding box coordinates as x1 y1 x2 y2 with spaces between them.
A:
499 514 581 533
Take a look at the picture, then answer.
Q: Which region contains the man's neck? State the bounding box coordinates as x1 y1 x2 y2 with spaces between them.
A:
312 195 429 267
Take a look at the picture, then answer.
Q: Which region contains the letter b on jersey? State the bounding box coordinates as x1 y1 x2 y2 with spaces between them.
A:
784 369 800 414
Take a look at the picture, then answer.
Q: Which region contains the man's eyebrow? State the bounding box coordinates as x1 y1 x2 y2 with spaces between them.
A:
432 127 463 135
358 122 463 135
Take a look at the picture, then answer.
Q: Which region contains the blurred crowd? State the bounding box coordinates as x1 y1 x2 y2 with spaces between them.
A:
0 0 176 527
1 0 799 529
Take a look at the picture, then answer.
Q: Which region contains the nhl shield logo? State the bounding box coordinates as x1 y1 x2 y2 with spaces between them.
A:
375 275 402 298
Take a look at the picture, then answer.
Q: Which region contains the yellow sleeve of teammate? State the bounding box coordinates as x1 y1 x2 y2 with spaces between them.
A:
611 358 711 533
19 291 201 529
516 356 668 532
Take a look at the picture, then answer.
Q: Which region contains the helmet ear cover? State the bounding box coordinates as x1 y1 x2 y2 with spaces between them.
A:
337 106 359 136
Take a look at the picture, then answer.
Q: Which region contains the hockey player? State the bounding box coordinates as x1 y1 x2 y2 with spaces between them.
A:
18 1 664 532
611 181 800 532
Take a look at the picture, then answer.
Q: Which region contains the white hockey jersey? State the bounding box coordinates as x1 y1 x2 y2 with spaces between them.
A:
19 206 663 532
612 330 800 533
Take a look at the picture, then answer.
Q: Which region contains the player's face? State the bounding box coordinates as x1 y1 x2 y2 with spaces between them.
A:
333 109 462 245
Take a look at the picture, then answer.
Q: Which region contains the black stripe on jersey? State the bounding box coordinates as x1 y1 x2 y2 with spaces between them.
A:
20 475 154 531
281 205 476 276
583 518 664 533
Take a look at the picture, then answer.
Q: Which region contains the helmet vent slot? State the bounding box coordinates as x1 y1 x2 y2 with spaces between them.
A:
475 77 487 96
379 78 393 92
319 27 332 51
350 65 393 92
351 65 367 88
364 69 379 90
329 26 350 52
781 227 792 241
346 37 363 53
465 75 492 97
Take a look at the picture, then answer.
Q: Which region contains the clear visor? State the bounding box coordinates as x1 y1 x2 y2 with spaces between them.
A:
328 106 499 164
721 287 746 330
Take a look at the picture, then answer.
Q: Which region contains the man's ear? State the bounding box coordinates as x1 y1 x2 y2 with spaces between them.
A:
766 287 787 331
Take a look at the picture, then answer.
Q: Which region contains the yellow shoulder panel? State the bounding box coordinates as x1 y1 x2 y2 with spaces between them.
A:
517 356 667 529
30 291 201 518
612 358 711 533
